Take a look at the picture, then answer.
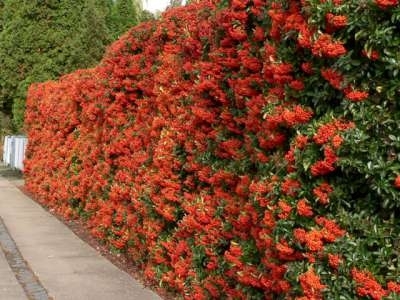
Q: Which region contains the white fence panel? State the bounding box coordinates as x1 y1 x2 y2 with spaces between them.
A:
3 136 11 166
2 135 28 171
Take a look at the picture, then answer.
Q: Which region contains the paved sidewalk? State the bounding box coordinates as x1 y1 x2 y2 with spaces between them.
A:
0 241 26 299
0 176 162 300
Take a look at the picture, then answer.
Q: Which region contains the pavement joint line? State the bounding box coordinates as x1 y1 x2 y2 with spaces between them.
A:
0 216 51 300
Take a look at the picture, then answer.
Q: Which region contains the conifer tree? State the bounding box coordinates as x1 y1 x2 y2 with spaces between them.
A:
0 1 4 32
140 9 155 22
0 0 109 130
94 0 114 39
109 0 141 39
170 0 183 7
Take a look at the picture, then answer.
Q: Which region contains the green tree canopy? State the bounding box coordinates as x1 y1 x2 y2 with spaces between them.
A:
0 0 150 131
109 0 141 39
0 0 110 130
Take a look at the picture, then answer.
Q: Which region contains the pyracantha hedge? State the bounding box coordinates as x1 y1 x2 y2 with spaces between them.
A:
25 0 400 299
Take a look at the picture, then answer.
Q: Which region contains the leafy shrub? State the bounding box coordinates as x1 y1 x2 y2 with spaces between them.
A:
25 0 400 298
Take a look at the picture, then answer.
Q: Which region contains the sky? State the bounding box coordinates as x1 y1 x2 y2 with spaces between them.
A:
142 0 171 13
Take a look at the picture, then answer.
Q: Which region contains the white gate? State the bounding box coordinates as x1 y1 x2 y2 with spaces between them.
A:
2 136 28 171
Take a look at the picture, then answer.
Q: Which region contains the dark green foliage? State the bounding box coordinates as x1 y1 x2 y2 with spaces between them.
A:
94 0 115 39
0 0 110 131
0 0 149 131
140 9 156 22
0 1 4 32
170 0 184 7
109 0 141 40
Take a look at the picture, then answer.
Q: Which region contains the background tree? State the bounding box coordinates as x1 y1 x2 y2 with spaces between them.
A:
109 0 141 40
94 0 115 41
140 9 155 22
0 0 110 130
0 0 149 131
169 0 183 7
0 1 4 32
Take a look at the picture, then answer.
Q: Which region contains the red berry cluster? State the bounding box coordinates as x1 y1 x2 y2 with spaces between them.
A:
24 0 400 299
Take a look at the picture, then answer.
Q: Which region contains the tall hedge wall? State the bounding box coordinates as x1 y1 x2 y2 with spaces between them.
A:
25 0 400 299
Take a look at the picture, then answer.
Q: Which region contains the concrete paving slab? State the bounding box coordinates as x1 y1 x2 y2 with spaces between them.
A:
0 217 49 300
0 245 27 300
0 177 162 300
